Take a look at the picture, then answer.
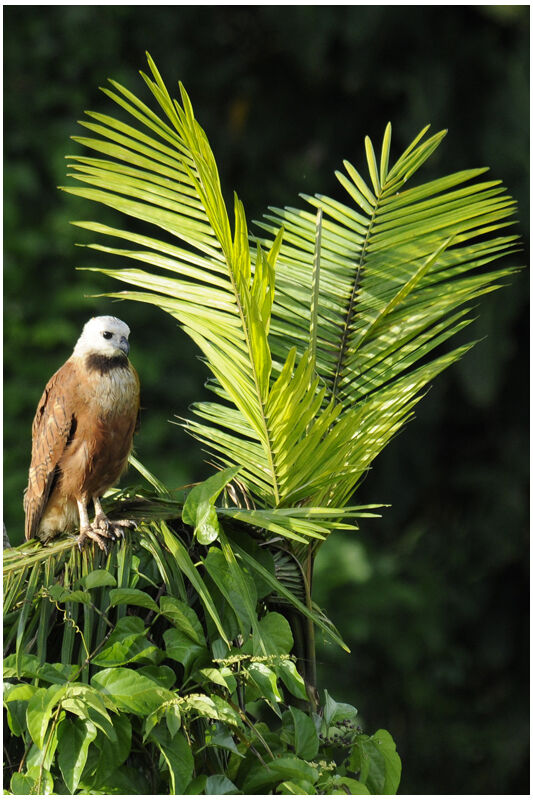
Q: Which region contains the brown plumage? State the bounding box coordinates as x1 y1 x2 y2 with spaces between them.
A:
24 316 140 550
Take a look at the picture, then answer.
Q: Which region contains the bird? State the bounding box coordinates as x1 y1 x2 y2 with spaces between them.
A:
24 315 140 551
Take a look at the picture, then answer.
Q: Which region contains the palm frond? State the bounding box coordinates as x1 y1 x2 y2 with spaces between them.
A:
257 124 518 410
60 56 519 519
62 56 283 502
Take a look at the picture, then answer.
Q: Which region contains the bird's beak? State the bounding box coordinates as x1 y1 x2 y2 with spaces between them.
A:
119 336 130 356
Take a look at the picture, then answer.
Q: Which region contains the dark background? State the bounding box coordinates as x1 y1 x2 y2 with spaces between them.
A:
3 6 529 794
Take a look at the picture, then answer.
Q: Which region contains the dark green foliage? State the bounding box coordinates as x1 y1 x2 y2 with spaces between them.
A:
4 6 528 795
3 511 400 795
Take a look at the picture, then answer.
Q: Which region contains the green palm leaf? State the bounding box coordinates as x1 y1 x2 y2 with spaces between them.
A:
257 124 518 410
63 56 289 509
60 55 518 523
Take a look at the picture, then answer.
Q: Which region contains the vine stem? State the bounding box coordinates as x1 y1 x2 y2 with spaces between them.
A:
17 740 32 774
37 701 63 793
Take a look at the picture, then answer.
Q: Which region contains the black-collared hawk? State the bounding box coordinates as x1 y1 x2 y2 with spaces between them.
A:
24 316 140 550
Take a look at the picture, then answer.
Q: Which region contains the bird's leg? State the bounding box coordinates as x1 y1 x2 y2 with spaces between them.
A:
76 498 109 552
92 496 137 540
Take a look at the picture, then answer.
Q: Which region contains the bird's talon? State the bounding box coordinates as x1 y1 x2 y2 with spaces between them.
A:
113 519 137 530
91 515 136 543
77 527 108 553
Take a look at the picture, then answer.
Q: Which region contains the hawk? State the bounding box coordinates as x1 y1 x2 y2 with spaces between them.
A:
24 316 140 550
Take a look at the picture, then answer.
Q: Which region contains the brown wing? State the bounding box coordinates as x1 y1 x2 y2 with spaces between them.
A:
24 360 78 540
132 364 141 433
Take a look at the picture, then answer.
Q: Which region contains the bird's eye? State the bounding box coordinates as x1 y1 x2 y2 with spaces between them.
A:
102 331 113 340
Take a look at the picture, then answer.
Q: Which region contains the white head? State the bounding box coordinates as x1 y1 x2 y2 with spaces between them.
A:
73 316 131 358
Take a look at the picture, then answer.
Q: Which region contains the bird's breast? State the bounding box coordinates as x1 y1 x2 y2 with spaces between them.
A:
85 365 139 418
57 362 140 500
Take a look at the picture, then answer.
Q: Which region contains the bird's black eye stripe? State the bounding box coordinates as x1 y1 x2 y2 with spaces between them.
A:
102 331 113 339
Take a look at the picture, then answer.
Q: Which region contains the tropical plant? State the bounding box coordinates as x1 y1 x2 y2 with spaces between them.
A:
3 481 399 795
3 54 518 794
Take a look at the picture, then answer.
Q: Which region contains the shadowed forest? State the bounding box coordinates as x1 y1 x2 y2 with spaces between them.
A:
4 6 529 794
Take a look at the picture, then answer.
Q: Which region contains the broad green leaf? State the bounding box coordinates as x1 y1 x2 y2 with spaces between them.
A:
192 500 221 545
137 664 177 689
226 532 276 599
206 723 243 757
204 544 257 637
10 765 54 794
276 659 309 702
63 684 113 720
243 755 318 794
323 689 358 729
143 702 168 743
205 774 239 794
60 697 116 742
83 569 117 590
142 697 181 742
26 716 63 771
58 717 98 794
80 712 132 788
149 727 194 794
91 667 173 715
201 576 247 649
60 589 92 605
242 611 293 656
38 662 78 684
350 731 401 794
183 692 219 720
92 616 159 667
182 465 241 527
182 467 236 546
163 627 207 674
289 706 319 760
26 684 66 750
159 595 205 645
328 776 371 794
4 683 38 737
197 666 232 691
83 764 152 795
10 772 38 795
219 666 238 694
107 587 159 613
219 527 265 650
370 729 402 794
60 684 116 740
247 662 283 715
165 703 182 736
184 693 243 729
209 695 244 729
185 775 208 794
3 653 41 679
